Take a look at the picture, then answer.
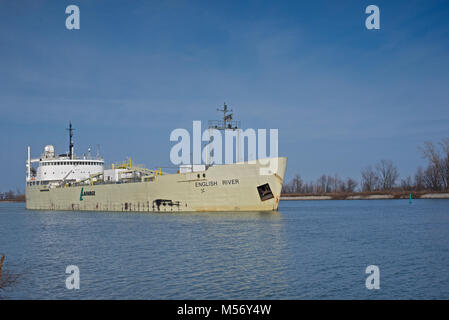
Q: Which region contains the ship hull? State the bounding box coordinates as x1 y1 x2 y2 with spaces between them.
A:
26 157 287 212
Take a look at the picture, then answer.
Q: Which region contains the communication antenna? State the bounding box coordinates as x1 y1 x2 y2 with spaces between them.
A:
216 102 235 130
207 102 242 165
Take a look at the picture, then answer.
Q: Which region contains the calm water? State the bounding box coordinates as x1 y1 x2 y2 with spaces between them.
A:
0 200 448 299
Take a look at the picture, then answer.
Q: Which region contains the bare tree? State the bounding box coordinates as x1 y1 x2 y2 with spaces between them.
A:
281 182 292 194
332 174 341 193
361 166 379 192
281 174 309 194
316 175 326 193
420 141 448 190
291 174 304 193
277 138 449 195
423 165 441 190
326 175 334 193
346 178 358 193
305 182 315 193
414 166 425 191
400 176 413 191
338 180 346 193
439 138 449 190
282 178 294 193
376 160 399 190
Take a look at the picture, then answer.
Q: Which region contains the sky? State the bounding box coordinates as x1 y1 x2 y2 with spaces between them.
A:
1 0 449 192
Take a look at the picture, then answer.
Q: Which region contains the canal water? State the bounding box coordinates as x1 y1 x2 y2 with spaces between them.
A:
0 200 448 299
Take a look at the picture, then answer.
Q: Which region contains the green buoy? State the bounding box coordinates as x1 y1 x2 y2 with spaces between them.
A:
409 193 412 204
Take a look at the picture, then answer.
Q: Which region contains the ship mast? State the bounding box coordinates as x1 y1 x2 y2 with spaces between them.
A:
67 122 75 159
207 102 241 165
210 102 240 131
217 103 232 130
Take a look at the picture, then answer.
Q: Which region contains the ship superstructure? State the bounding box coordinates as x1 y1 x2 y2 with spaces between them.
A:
25 108 287 212
26 123 105 188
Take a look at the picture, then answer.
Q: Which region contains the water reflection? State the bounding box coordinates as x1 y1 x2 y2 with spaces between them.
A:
2 204 289 299
3 200 448 299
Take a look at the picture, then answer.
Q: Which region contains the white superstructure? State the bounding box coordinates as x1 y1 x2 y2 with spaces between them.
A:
26 123 104 188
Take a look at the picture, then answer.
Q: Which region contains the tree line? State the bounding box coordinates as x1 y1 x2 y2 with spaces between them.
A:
0 189 24 201
282 138 449 194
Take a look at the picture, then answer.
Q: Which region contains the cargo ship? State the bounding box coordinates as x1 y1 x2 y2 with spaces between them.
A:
25 108 287 212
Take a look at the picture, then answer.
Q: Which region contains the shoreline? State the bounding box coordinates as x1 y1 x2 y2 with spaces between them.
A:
281 192 449 200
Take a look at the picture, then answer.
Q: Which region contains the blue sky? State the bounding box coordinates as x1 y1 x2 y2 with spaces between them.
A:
1 0 449 192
